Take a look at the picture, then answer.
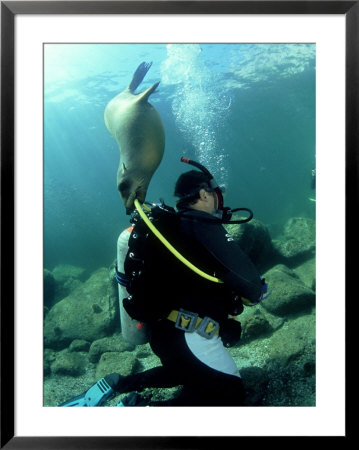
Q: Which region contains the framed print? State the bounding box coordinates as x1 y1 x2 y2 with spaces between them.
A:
1 1 356 447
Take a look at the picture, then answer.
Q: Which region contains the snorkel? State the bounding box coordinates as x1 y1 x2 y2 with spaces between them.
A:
180 156 253 225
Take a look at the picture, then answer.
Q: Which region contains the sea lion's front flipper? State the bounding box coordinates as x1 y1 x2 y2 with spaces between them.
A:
128 61 153 92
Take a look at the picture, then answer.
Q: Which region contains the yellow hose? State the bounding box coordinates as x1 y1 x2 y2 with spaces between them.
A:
134 199 223 284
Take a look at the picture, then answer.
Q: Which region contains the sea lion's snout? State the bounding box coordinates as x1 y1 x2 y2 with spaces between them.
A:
118 176 147 213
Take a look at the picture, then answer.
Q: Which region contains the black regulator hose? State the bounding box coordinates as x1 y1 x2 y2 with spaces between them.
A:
222 207 254 224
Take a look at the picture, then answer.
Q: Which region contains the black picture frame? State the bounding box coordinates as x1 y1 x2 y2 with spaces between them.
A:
1 1 355 448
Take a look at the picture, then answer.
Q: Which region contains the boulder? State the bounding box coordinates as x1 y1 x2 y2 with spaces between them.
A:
95 351 140 379
224 218 275 271
52 264 86 283
293 258 316 291
233 311 316 406
89 333 135 363
69 339 91 352
273 217 315 265
44 348 57 377
264 311 315 363
240 309 273 342
44 269 56 310
261 312 316 406
51 264 87 302
261 264 315 317
51 351 87 376
284 217 315 243
44 268 118 350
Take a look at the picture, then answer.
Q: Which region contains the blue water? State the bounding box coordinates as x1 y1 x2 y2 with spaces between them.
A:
44 43 315 273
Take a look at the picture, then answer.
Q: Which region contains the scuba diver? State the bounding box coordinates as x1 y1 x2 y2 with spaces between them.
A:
61 157 269 407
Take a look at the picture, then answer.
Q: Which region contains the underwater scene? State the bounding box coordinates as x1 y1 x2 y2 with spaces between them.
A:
44 43 316 407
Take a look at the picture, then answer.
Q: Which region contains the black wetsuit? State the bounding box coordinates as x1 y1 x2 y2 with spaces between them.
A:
115 209 263 406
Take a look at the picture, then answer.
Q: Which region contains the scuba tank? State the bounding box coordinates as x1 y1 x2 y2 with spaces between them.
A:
117 227 149 345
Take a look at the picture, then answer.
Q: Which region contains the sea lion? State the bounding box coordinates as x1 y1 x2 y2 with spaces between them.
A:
104 62 165 212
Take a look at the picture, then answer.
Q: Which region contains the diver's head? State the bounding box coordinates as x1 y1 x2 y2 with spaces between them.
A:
174 170 219 214
175 157 253 224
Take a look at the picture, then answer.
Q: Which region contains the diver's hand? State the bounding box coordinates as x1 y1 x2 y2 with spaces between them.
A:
241 278 272 306
257 277 272 303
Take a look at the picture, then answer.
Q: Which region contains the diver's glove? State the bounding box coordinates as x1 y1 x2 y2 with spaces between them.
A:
242 277 272 307
60 373 120 407
257 277 272 303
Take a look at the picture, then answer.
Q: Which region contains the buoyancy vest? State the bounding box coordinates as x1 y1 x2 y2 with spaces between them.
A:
117 203 263 330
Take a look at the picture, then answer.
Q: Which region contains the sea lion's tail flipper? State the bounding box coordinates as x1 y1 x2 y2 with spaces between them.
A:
128 61 153 92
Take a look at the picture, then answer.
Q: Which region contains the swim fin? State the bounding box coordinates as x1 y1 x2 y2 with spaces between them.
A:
60 373 120 407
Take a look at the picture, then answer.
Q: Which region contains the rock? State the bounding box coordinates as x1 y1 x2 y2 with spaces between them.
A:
264 312 315 364
273 217 315 265
59 278 83 300
89 333 135 363
241 302 285 328
293 258 316 291
232 311 316 406
234 311 315 371
52 264 87 303
284 217 315 243
44 269 56 309
69 339 91 352
44 348 57 376
51 351 87 376
262 313 316 406
135 346 153 359
52 264 86 283
95 351 140 379
241 366 269 406
44 268 118 350
240 309 273 342
261 264 315 316
224 218 275 271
